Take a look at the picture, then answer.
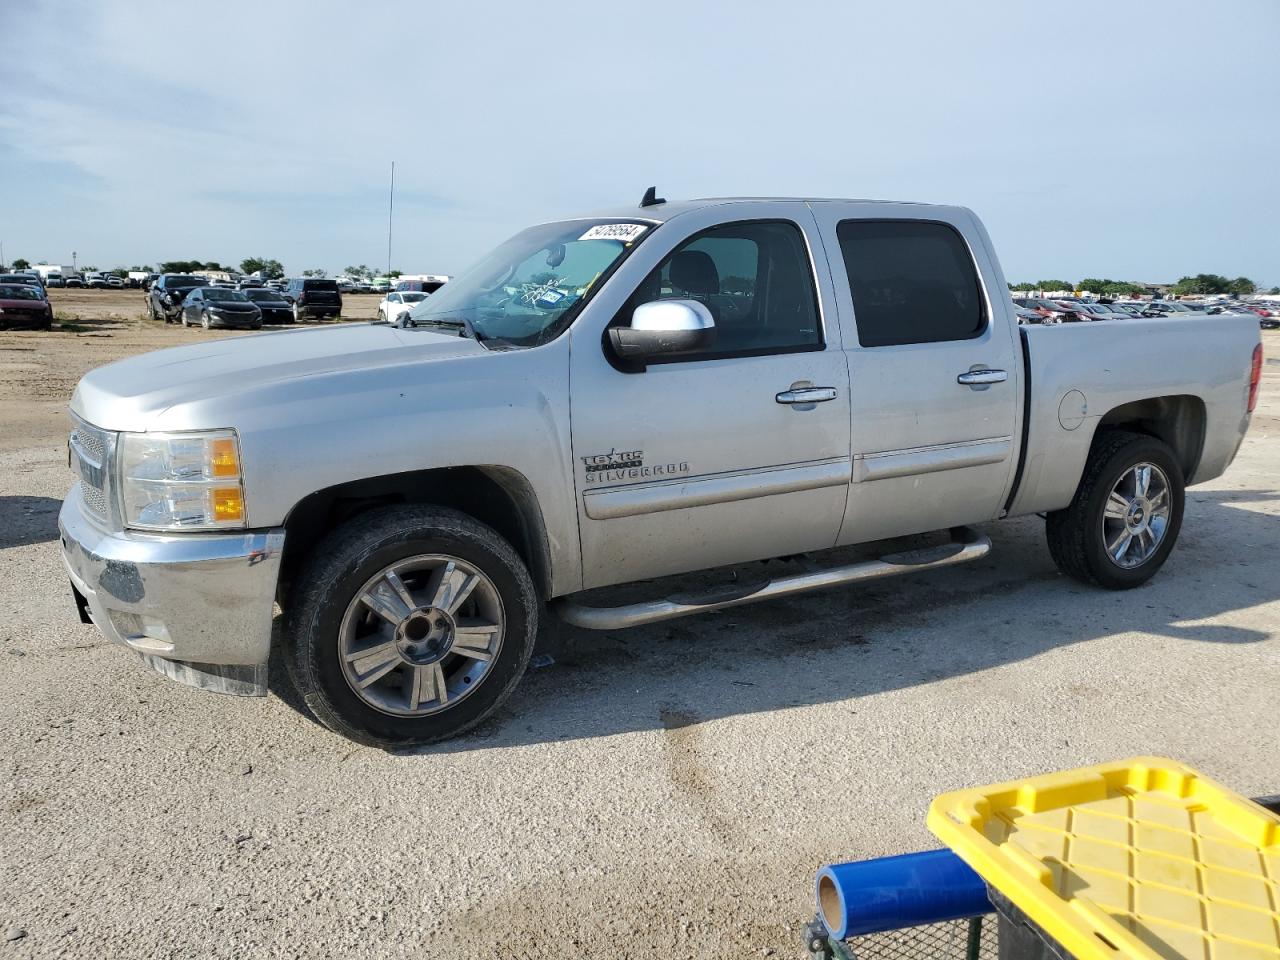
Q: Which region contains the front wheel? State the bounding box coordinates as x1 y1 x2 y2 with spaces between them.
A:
284 506 539 748
1046 430 1184 589
292 303 301 324
201 311 210 329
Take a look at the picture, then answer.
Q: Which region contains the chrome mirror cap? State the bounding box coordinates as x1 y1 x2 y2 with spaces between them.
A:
609 299 716 363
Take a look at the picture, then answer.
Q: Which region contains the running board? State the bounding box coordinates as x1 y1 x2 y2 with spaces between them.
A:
553 526 991 631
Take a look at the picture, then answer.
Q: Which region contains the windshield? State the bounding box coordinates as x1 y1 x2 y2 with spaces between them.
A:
405 219 652 346
402 292 428 303
207 289 249 302
168 276 202 288
0 284 41 300
244 289 285 302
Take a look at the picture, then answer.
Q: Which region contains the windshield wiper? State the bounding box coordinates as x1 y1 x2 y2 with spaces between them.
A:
413 316 484 343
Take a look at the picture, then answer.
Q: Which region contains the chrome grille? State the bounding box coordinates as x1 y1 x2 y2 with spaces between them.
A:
80 478 109 518
69 418 116 524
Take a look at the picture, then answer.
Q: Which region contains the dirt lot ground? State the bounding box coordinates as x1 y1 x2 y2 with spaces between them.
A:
2 295 1278 959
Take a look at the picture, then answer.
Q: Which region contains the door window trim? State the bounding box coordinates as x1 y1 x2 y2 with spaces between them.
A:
835 217 991 349
609 218 828 364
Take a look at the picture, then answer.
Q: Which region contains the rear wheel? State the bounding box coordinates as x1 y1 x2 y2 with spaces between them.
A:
1046 430 1184 589
284 506 539 748
292 303 301 324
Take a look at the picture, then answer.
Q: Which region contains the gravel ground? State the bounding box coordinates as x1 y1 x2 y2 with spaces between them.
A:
2 312 1277 959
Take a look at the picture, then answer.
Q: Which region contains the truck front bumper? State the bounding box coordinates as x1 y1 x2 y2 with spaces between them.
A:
58 485 285 697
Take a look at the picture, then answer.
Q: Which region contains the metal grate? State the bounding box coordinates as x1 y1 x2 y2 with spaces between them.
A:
849 918 997 960
809 917 998 960
69 419 114 523
71 425 106 465
79 479 109 519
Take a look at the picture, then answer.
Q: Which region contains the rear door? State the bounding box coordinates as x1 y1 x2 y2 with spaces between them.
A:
809 204 1021 545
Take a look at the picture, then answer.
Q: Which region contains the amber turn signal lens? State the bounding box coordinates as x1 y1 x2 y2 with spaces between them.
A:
210 437 240 478
212 487 245 522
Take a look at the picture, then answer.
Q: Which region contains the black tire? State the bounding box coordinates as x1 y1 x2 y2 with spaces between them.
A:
1046 430 1185 589
284 505 539 748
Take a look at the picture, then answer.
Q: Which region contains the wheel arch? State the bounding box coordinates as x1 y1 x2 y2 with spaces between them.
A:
279 465 554 602
1094 394 1206 481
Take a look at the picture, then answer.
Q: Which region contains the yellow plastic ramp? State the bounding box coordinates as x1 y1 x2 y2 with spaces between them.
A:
927 757 1280 960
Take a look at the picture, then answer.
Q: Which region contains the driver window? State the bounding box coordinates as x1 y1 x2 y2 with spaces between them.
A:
619 220 822 360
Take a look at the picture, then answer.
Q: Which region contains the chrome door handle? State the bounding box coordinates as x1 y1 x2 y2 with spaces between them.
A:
776 386 838 404
956 369 1008 386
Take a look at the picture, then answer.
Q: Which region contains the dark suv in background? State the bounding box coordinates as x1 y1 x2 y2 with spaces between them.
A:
283 278 342 322
147 274 205 322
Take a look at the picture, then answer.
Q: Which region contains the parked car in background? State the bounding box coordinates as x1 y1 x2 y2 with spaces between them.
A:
1013 297 1081 322
106 275 125 289
1072 301 1124 321
1013 305 1051 325
377 291 429 325
85 273 109 289
243 287 293 324
180 287 264 330
283 277 342 322
0 282 53 330
45 273 66 288
266 279 286 292
147 274 206 323
140 273 160 292
65 274 85 288
237 278 266 290
1144 301 1197 317
1101 301 1144 318
394 275 450 294
0 272 46 292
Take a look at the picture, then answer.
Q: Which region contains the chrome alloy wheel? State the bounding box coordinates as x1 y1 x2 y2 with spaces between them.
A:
1101 462 1171 569
339 555 505 717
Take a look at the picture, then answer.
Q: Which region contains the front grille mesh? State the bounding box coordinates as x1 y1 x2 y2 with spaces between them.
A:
80 479 109 518
69 420 113 522
72 425 106 465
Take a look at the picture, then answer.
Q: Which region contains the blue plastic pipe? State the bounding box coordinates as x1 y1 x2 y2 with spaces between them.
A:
816 849 991 938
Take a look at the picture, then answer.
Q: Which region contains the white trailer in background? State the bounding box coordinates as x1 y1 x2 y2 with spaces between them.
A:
32 264 76 283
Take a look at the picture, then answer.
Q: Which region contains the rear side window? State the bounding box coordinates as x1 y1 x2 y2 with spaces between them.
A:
619 220 821 360
837 220 986 347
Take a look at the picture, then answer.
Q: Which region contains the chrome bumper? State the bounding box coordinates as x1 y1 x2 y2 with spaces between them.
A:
58 484 284 697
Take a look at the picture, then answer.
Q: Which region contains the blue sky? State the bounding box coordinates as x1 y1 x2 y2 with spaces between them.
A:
2 0 1277 285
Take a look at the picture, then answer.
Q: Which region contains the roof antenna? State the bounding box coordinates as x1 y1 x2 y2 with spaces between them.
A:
639 186 665 208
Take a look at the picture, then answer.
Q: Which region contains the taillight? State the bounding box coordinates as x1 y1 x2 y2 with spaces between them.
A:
1248 343 1263 413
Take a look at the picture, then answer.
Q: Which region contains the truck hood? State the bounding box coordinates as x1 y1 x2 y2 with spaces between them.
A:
71 322 487 432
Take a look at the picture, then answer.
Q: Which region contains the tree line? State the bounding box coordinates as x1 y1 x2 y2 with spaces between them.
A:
1009 275 1276 296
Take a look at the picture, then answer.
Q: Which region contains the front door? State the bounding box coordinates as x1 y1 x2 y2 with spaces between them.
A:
569 209 851 589
809 205 1022 545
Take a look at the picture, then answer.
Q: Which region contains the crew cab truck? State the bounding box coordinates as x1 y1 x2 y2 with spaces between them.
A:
59 196 1264 747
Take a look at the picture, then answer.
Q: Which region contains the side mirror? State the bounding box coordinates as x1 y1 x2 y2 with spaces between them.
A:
609 299 715 362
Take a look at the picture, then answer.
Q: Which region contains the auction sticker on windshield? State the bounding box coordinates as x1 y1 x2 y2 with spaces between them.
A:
579 223 649 243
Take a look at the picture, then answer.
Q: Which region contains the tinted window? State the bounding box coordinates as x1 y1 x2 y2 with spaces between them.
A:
244 289 285 302
837 220 985 347
167 275 202 288
303 279 339 292
619 220 821 359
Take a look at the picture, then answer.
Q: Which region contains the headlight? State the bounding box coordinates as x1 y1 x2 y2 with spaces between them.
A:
119 429 246 531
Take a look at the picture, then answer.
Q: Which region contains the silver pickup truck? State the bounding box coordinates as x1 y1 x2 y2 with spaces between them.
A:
59 196 1265 746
